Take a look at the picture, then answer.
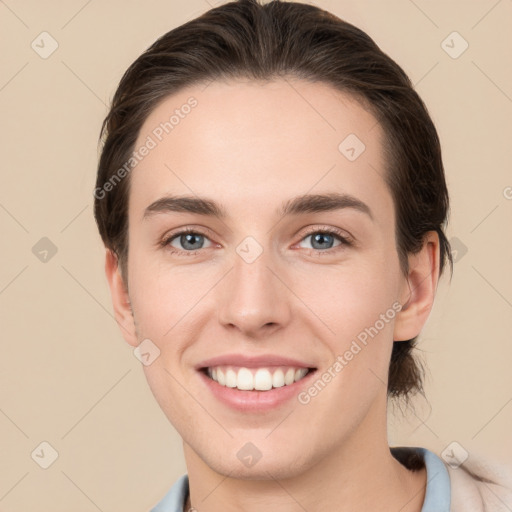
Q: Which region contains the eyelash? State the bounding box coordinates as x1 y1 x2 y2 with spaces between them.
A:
159 226 353 257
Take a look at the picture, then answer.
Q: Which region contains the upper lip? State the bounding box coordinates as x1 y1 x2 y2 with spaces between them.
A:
196 353 316 370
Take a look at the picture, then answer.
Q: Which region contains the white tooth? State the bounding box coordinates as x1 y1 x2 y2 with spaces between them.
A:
237 367 254 390
217 368 226 386
254 369 273 390
211 368 217 381
225 369 237 388
284 368 295 385
294 368 308 382
272 369 285 388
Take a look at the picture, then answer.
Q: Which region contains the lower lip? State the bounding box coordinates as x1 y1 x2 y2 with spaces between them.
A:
198 369 317 412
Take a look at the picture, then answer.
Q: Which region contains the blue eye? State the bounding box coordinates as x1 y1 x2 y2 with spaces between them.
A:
162 229 213 254
305 232 338 250
299 229 351 251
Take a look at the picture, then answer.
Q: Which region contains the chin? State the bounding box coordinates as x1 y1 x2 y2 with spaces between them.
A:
194 442 317 481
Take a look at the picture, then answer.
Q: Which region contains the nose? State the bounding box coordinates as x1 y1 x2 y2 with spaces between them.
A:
217 246 292 339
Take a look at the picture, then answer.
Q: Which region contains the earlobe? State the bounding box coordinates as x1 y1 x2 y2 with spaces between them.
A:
104 249 138 347
393 231 440 342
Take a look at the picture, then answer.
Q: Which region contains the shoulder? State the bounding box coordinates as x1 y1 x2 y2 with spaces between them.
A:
444 446 512 512
391 444 512 511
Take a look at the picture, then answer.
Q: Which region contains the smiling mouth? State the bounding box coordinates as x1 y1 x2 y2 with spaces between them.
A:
201 365 316 391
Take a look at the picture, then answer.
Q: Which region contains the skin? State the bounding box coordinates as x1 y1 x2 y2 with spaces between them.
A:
105 78 440 512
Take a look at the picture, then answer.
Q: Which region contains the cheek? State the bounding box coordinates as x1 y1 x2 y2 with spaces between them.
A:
141 361 200 438
294 255 399 405
294 253 399 340
128 256 223 388
127 250 203 336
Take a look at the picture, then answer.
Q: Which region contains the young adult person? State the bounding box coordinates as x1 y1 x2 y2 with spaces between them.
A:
93 1 512 510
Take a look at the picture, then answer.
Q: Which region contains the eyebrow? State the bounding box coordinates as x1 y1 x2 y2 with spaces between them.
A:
142 192 374 222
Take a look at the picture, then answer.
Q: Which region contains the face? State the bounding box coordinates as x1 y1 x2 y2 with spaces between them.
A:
114 78 418 479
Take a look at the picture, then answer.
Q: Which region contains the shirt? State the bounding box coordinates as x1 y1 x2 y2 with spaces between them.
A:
150 446 451 511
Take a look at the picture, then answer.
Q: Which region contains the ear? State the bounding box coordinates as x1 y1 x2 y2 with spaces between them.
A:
104 249 138 347
393 231 440 342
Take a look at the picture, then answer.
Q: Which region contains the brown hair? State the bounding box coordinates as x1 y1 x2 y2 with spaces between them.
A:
94 0 453 406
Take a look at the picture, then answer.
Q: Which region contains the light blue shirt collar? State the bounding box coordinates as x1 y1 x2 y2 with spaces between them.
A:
414 447 451 511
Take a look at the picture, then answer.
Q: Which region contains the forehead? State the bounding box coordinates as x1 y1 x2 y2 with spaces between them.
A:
129 78 390 223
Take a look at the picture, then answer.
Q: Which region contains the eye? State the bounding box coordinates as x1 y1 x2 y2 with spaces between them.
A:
161 228 213 254
298 227 352 252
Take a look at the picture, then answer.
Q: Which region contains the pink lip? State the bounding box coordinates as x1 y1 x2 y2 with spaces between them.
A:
195 353 314 370
198 370 317 412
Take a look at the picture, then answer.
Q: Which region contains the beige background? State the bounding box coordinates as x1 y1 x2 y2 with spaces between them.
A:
1 0 511 510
